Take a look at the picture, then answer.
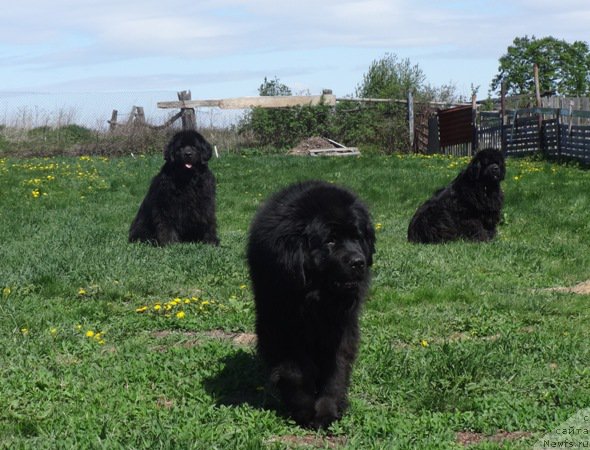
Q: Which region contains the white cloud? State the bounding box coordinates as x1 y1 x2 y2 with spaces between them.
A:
1 0 590 98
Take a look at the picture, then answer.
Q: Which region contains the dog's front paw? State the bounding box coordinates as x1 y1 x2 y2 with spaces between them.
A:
310 396 340 429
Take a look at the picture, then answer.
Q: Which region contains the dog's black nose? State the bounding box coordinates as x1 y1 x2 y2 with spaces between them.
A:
350 257 366 272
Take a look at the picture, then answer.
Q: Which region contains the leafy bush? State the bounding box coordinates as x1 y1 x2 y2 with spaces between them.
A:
239 104 332 148
239 101 411 153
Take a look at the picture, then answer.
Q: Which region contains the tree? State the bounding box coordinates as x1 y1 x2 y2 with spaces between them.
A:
258 76 292 96
491 36 590 97
355 53 427 99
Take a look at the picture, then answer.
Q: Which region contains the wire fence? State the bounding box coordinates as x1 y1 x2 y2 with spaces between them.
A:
0 91 244 131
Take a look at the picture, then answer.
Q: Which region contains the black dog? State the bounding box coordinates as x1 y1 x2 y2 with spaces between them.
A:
247 180 375 429
407 148 505 244
129 130 219 246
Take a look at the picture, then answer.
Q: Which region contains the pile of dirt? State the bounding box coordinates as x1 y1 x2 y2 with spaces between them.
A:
287 136 339 155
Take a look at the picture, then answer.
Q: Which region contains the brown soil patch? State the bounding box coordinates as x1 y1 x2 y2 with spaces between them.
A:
202 330 257 347
155 396 175 409
545 279 590 295
456 430 533 447
288 137 340 155
265 435 347 449
150 330 256 349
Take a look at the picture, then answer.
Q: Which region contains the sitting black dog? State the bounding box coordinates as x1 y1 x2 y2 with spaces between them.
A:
247 180 376 429
129 130 219 246
408 148 505 243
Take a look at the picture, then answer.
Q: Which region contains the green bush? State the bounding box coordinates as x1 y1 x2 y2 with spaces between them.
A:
239 101 411 154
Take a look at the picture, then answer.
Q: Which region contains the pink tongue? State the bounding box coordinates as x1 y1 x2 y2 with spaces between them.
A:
185 163 193 169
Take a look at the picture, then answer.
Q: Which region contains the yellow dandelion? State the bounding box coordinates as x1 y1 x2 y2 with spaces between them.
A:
201 300 210 306
31 189 40 198
50 327 58 336
175 311 186 319
20 327 29 335
154 304 161 311
78 288 87 296
184 298 191 304
136 306 148 313
85 330 95 338
2 287 11 298
239 284 247 290
375 223 383 231
420 339 429 348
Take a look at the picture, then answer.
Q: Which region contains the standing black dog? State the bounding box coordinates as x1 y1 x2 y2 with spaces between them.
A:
129 130 219 246
407 148 505 244
247 180 375 429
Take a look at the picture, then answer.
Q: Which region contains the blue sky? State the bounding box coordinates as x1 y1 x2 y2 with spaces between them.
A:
1 0 589 125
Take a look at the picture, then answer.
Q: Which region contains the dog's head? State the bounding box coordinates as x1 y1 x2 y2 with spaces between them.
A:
465 148 506 184
290 185 376 297
164 130 213 170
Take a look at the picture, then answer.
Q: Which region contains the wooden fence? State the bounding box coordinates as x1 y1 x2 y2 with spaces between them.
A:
434 104 590 165
476 108 590 163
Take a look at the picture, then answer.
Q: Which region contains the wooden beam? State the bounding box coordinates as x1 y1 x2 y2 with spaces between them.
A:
158 94 337 110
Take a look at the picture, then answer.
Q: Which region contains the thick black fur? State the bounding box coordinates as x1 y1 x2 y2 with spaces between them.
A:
129 130 219 246
407 148 505 244
247 180 376 429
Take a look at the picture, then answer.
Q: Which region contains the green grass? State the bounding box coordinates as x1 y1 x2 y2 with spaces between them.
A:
0 153 589 449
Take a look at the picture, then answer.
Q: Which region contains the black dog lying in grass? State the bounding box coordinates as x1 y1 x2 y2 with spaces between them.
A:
247 180 375 429
129 130 219 246
408 148 505 244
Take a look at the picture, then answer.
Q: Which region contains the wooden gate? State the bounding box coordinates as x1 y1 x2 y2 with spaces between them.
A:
438 105 475 156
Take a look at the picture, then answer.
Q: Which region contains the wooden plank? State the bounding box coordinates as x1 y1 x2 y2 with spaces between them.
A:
324 138 346 148
157 94 337 110
308 147 360 156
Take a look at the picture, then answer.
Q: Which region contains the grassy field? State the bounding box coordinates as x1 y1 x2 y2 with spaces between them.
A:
0 152 589 449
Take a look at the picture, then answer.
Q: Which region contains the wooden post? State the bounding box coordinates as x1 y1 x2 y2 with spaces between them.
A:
556 108 562 161
500 83 507 154
135 106 145 125
407 91 414 150
178 90 196 130
534 64 542 108
109 110 118 131
534 63 545 154
471 93 477 154
126 106 136 125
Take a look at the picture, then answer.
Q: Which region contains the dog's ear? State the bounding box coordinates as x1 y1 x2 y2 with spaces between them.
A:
277 241 307 289
466 160 481 180
164 134 179 162
197 139 213 164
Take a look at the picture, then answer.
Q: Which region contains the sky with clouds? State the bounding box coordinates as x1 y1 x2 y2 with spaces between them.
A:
1 0 589 124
